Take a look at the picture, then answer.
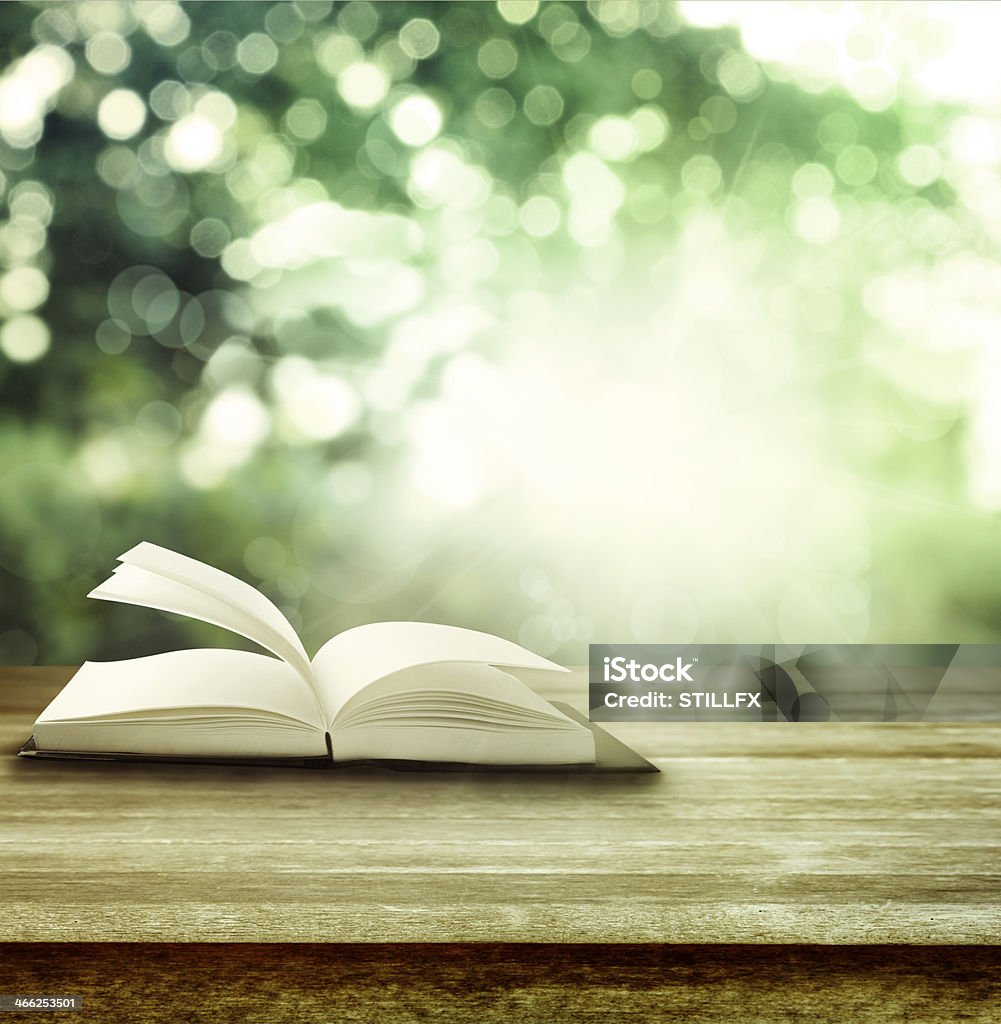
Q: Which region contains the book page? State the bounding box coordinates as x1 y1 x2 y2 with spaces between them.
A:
35 649 323 727
32 651 326 758
334 663 580 729
311 621 569 726
329 665 594 765
330 722 594 765
91 543 313 684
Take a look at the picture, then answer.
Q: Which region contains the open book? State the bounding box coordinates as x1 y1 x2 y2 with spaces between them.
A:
22 544 653 771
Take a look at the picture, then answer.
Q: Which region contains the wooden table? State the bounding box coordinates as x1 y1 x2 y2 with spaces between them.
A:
2 667 999 1021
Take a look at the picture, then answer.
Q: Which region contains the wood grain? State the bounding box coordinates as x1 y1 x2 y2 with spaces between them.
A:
2 668 1000 943
1 944 999 1024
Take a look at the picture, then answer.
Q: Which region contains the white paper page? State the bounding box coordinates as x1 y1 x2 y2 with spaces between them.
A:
91 555 313 684
120 543 302 645
33 718 326 758
36 649 323 728
116 542 309 665
311 621 569 726
334 663 576 726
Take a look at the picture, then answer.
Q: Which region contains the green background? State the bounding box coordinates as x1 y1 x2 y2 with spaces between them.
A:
1 0 998 664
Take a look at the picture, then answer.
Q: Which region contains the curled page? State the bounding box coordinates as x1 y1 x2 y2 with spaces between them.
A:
89 543 313 684
311 621 569 725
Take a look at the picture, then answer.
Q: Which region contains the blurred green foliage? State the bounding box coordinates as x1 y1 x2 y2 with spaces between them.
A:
2 0 1001 665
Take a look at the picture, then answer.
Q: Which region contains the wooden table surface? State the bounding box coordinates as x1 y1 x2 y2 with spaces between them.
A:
2 666 999 945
